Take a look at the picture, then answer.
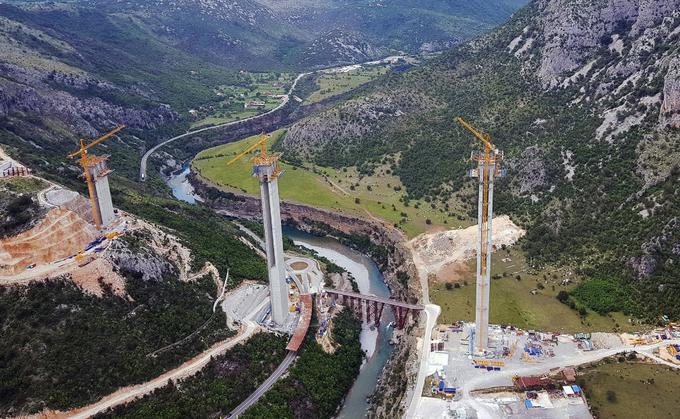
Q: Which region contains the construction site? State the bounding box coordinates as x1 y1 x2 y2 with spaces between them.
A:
410 120 680 418
4 111 679 418
0 128 132 290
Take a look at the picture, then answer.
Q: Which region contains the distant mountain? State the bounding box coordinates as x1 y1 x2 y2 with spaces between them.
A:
0 0 525 181
280 0 680 319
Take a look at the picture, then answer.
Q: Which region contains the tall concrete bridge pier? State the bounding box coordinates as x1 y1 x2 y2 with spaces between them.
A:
254 161 288 326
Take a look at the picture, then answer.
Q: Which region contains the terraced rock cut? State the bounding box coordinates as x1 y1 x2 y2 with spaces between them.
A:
0 207 97 276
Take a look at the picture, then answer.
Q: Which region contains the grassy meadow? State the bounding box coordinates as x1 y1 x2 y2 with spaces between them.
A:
192 130 472 238
430 248 641 333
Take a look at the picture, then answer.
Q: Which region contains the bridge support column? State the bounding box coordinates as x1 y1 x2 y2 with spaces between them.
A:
376 302 384 326
395 307 411 329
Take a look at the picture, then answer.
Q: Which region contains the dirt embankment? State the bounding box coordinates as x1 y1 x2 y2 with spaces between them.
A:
191 172 425 417
408 215 526 284
0 207 97 275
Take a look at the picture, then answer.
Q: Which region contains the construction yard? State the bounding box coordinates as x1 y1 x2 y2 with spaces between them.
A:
416 322 680 418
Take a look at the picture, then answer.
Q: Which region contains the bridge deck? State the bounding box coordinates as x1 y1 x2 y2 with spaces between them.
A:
325 289 423 310
286 294 312 352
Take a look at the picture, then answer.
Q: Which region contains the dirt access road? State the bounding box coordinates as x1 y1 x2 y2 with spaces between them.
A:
33 320 261 419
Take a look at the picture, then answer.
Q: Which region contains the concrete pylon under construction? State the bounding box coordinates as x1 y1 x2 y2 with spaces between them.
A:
255 162 289 326
227 133 290 326
88 156 115 228
458 117 504 355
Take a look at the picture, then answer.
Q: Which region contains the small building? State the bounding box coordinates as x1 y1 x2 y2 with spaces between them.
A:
244 100 266 109
562 367 577 382
513 375 551 391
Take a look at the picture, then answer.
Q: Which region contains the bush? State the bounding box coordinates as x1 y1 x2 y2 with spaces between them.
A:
556 290 570 303
606 390 617 403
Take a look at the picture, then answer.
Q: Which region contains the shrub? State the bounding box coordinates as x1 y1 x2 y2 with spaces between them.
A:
606 390 617 403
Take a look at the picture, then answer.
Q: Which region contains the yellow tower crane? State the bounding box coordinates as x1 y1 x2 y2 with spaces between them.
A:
67 125 125 229
457 117 496 281
227 132 280 175
457 117 504 354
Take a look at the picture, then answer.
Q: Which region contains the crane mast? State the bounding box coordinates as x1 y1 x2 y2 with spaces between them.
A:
457 117 504 355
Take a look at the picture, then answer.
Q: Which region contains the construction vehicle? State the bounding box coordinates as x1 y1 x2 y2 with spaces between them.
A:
457 117 504 355
473 359 506 367
67 126 125 229
105 231 122 240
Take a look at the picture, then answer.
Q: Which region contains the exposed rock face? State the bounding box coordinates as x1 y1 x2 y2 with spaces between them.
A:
510 146 548 195
282 90 440 164
301 30 382 66
0 64 178 138
661 57 680 127
105 232 178 281
531 0 680 86
629 217 679 278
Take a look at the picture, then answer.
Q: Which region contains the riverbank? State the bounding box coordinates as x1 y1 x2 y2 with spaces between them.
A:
189 171 426 418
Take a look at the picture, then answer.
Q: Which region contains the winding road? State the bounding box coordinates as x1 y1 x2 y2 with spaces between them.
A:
139 72 309 181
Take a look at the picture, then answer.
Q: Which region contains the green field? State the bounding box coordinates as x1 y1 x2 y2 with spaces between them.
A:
430 248 641 333
305 66 388 104
192 131 472 238
578 360 680 419
190 72 292 129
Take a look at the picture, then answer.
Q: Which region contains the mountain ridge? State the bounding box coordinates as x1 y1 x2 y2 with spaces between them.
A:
279 0 680 319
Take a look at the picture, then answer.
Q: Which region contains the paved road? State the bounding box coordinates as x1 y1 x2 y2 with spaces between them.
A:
138 54 411 182
139 72 309 181
404 304 440 419
228 350 298 418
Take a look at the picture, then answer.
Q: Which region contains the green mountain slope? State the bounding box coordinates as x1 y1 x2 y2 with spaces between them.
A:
280 0 680 320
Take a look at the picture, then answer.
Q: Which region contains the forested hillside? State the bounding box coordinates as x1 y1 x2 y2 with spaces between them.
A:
280 0 680 320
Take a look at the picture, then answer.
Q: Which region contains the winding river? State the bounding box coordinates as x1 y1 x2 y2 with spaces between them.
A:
168 171 394 418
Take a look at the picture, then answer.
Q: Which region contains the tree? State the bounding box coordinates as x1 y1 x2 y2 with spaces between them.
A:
606 390 617 403
556 290 570 303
